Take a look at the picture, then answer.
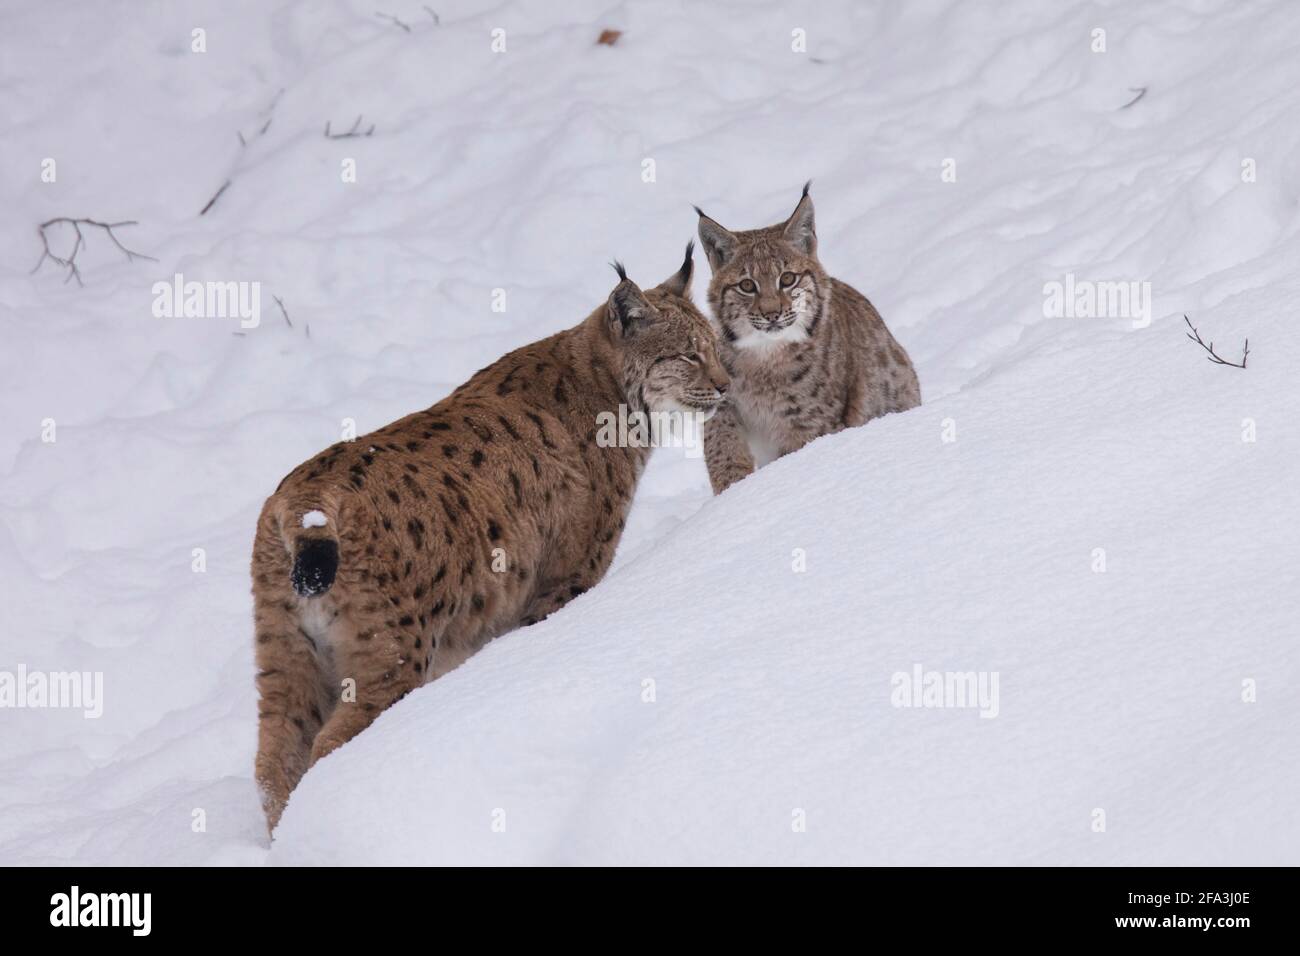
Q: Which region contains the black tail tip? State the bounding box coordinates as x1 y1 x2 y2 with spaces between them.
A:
292 538 338 597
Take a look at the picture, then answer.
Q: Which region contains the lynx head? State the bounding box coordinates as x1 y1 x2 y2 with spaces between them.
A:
604 242 729 419
695 182 831 350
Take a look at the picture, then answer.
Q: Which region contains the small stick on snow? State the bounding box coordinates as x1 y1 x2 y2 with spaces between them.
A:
274 295 292 328
375 11 411 32
1120 87 1147 109
424 6 440 24
199 180 231 216
1184 315 1248 369
202 88 282 218
31 218 157 286
324 115 375 138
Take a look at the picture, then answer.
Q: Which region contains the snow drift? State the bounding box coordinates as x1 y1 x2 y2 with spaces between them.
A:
270 291 1298 865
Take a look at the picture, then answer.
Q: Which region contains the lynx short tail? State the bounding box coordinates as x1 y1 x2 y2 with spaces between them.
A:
291 536 339 597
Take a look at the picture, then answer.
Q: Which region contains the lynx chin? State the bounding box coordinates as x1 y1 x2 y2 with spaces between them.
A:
250 244 726 831
695 182 920 493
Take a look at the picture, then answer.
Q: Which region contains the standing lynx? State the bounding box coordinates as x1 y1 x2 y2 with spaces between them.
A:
251 245 727 831
695 184 920 493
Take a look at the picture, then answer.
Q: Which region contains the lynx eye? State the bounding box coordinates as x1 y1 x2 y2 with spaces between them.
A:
738 279 757 294
779 271 797 288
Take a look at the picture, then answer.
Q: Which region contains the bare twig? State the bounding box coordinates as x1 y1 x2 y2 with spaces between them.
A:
325 115 375 138
375 11 411 32
201 88 283 216
1120 86 1147 110
1184 315 1248 369
31 218 157 286
274 295 292 328
424 6 439 24
199 180 231 216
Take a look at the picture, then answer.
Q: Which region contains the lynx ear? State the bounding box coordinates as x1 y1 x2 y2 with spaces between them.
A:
607 262 655 336
654 241 695 298
695 208 737 270
782 181 816 255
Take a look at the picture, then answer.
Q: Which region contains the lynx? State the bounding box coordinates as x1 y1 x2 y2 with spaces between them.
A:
251 244 726 831
695 184 920 493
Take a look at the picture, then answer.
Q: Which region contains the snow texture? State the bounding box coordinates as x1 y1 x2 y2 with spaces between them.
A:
0 0 1296 865
300 511 328 529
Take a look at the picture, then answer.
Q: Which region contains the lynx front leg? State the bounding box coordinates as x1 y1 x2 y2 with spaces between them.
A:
253 598 330 833
703 402 756 494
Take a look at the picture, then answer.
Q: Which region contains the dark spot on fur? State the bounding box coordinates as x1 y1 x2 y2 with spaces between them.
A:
439 495 459 524
471 450 485 468
497 415 523 441
463 416 494 442
402 473 426 499
488 520 501 540
525 411 556 448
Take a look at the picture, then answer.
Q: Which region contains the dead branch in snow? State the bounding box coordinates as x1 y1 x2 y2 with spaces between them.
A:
375 11 411 32
200 88 283 216
424 6 439 24
1184 315 1248 369
199 180 231 216
274 295 292 328
1120 87 1147 109
325 115 375 138
31 218 156 286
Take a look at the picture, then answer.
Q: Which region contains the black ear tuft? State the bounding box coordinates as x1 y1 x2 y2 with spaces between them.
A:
656 241 695 298
610 260 628 282
783 186 817 255
692 205 707 218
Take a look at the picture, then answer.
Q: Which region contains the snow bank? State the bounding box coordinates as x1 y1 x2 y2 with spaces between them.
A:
1 0 1297 864
270 291 1298 865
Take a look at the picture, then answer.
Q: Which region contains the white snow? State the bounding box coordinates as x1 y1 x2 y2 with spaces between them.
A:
300 510 328 530
1 0 1296 865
